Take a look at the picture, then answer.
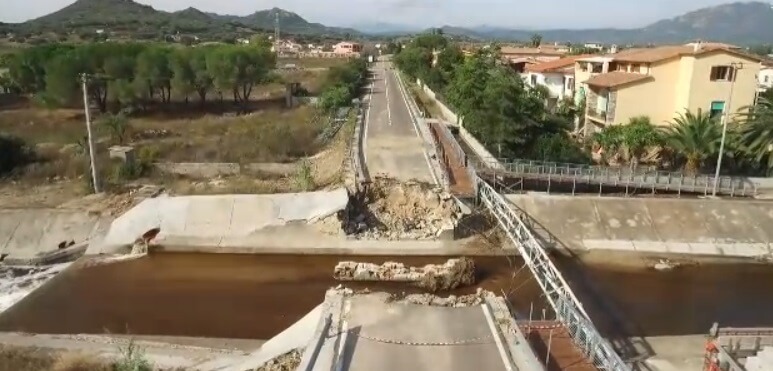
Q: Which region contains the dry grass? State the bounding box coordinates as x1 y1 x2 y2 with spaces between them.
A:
132 105 323 163
51 353 110 371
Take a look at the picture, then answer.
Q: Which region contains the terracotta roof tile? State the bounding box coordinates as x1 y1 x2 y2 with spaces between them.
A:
526 55 594 73
584 71 653 88
611 45 761 63
500 46 567 56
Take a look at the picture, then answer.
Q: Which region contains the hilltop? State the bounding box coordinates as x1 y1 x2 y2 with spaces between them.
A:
6 0 356 39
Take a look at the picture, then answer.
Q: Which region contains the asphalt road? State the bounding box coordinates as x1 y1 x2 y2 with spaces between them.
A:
339 294 508 371
364 57 435 183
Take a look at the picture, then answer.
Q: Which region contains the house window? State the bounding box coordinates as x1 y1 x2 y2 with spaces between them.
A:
580 63 588 72
710 66 735 81
567 77 574 89
530 74 537 86
710 101 725 119
765 75 770 83
631 64 641 73
592 64 603 73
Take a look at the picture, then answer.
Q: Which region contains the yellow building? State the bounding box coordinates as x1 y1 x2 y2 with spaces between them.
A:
573 43 761 134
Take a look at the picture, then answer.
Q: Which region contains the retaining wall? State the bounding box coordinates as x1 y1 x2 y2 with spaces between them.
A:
508 194 773 258
0 209 111 261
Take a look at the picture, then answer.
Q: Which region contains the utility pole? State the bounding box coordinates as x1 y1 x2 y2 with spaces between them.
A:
712 62 743 197
274 12 280 45
80 73 100 193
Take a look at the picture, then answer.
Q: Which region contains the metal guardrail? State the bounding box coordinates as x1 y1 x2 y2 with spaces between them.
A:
476 157 758 196
477 177 629 371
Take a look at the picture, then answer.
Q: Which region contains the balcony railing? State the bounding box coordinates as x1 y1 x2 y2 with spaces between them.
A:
587 108 607 121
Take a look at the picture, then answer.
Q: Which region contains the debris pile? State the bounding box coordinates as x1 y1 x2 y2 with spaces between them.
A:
333 258 475 292
344 177 463 240
256 349 302 371
395 288 488 307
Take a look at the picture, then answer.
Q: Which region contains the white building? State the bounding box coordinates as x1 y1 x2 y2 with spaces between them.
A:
524 55 591 105
759 61 773 92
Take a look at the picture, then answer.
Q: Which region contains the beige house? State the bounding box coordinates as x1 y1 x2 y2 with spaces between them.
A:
574 43 761 134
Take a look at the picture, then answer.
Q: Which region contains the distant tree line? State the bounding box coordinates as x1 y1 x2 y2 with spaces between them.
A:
3 42 276 112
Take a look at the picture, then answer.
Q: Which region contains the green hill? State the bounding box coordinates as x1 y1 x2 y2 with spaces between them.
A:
11 0 356 38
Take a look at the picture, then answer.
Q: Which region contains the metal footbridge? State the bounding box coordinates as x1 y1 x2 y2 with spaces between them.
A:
416 100 630 369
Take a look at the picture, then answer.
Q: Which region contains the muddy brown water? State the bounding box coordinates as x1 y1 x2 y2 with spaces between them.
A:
2 252 773 341
0 253 542 340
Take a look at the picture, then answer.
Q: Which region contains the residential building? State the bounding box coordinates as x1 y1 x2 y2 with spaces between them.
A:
575 43 761 135
273 40 303 55
759 60 773 93
500 45 567 63
333 42 363 56
524 55 593 105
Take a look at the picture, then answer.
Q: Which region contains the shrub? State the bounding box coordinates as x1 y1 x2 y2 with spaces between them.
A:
114 340 152 371
0 134 34 176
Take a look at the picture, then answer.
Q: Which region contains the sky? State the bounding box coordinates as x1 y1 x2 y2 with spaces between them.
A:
0 0 760 29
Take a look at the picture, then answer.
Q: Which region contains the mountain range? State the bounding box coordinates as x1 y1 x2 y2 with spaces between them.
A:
424 1 773 45
4 0 773 45
7 0 356 36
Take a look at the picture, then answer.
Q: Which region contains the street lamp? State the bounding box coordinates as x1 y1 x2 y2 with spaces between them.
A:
712 62 744 197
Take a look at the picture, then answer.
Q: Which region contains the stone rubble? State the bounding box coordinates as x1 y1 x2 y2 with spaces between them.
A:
395 288 488 307
333 258 475 292
255 348 302 371
343 177 463 240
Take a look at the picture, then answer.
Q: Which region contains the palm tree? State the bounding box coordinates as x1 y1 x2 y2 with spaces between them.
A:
738 98 773 173
665 109 723 174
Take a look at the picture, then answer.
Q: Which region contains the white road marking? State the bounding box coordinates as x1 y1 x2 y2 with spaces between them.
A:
482 303 515 371
385 69 392 126
363 77 374 164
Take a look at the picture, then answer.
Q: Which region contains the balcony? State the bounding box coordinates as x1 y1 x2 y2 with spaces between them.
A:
587 108 607 122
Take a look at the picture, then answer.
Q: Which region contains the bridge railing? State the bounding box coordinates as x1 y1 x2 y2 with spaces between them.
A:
475 157 757 196
477 177 629 371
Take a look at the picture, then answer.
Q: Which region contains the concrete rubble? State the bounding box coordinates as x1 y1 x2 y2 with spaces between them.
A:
393 288 488 307
333 258 475 291
342 177 463 240
255 349 303 371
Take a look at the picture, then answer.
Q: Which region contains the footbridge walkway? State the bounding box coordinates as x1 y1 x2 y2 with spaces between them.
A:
398 78 630 370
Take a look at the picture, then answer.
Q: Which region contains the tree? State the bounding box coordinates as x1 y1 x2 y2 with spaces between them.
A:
531 34 543 48
592 124 625 164
393 46 432 80
621 116 661 169
135 46 172 103
190 48 213 105
100 112 130 144
170 49 196 104
665 109 723 174
738 98 773 173
43 52 85 107
319 85 350 112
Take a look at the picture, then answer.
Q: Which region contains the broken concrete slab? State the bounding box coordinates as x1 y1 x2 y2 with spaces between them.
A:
507 194 773 259
0 209 109 261
96 188 349 250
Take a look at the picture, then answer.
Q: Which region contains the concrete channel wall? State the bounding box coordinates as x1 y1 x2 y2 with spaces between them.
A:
0 209 112 262
508 194 773 258
96 189 349 250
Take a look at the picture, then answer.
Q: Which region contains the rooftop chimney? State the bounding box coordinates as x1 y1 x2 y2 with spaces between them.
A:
693 40 703 53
